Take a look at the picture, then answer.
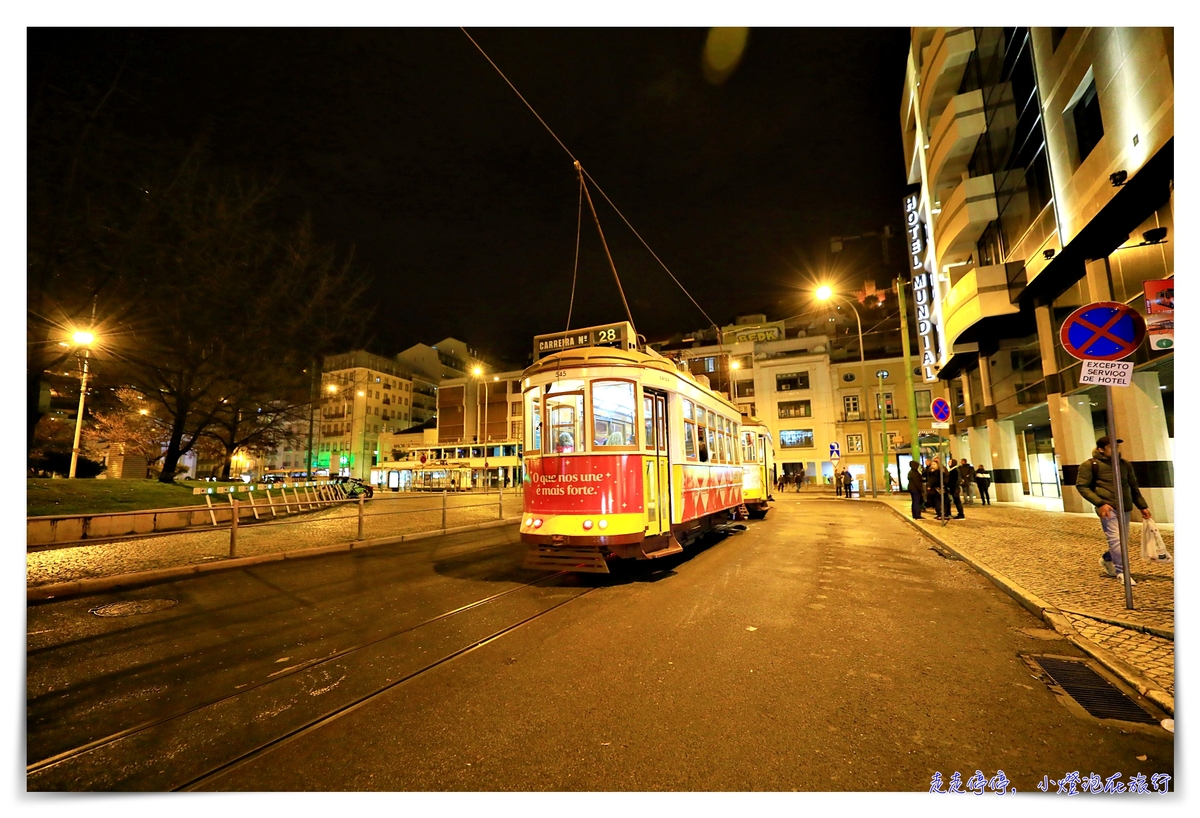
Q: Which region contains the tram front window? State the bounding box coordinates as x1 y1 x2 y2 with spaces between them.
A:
592 380 636 448
525 391 542 452
546 394 583 454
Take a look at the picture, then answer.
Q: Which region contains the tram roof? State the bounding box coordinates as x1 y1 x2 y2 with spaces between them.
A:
522 345 738 413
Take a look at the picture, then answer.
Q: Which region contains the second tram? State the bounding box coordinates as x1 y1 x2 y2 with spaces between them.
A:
739 415 776 518
520 322 744 573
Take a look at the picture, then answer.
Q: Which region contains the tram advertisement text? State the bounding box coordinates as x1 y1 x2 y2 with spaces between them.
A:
525 455 644 515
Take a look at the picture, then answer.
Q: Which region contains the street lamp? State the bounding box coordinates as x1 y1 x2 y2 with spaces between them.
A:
68 329 96 479
815 285 877 498
730 359 740 403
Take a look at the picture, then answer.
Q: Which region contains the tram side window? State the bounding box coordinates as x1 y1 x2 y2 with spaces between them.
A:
696 406 709 462
742 430 756 463
683 400 697 460
546 393 583 454
644 395 655 450
592 380 636 448
723 418 733 463
716 416 727 464
732 421 741 463
525 392 541 452
705 410 717 463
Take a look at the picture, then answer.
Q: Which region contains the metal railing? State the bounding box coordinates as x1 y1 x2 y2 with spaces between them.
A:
27 487 524 561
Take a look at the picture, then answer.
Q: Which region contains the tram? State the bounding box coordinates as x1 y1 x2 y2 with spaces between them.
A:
739 415 776 518
520 322 744 573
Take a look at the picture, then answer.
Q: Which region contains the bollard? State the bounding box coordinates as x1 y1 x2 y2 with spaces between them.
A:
357 494 365 541
442 490 448 532
498 484 503 520
230 497 239 558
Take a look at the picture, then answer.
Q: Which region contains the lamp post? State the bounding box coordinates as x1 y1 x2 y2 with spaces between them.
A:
816 285 877 498
68 329 96 479
730 359 740 403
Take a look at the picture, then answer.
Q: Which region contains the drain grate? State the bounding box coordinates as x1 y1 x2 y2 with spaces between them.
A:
1030 656 1159 724
90 599 178 617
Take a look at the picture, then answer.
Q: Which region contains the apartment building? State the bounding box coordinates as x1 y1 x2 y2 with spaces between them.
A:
900 27 1173 517
317 350 416 480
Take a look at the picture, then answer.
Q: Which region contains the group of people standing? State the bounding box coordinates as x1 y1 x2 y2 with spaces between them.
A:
905 457 992 520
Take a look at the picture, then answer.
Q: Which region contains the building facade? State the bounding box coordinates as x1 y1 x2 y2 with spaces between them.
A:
901 27 1173 518
654 316 953 492
317 350 416 480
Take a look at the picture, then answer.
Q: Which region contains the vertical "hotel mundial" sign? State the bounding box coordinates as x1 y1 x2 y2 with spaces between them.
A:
904 191 940 383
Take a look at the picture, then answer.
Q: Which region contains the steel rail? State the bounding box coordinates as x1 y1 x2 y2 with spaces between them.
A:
27 568 571 776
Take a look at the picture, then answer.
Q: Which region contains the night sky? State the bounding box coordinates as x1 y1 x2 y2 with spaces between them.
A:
29 26 912 366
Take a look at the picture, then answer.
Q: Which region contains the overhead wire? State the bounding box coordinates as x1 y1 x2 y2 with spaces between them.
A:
461 28 722 347
566 170 583 331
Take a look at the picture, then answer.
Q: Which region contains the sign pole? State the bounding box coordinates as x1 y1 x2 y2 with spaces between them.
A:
1059 299 1148 611
1105 385 1134 609
878 371 889 493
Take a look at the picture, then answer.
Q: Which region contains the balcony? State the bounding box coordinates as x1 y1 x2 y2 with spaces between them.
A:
917 28 976 133
934 174 998 264
941 263 1021 349
926 90 987 192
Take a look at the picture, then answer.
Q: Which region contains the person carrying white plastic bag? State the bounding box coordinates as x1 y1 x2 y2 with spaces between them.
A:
1140 518 1173 563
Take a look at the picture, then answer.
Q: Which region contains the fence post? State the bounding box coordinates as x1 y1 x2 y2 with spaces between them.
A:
230 497 239 558
442 490 448 532
357 494 365 541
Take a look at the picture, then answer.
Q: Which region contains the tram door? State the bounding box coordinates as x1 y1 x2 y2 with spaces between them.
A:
643 389 671 536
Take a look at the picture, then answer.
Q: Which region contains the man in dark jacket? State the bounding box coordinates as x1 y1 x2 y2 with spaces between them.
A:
1076 436 1152 584
945 459 965 518
923 459 946 519
906 461 925 519
960 462 976 504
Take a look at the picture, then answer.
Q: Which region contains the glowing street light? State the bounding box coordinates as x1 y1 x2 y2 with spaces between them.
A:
730 359 740 402
815 284 877 498
67 329 97 478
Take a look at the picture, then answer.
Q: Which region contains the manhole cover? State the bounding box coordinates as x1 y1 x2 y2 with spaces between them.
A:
1025 655 1160 724
90 599 179 617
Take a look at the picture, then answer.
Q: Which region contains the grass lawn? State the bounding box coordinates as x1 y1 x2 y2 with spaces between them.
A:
27 478 269 517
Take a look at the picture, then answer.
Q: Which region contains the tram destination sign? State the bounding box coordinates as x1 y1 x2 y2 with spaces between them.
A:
533 321 635 360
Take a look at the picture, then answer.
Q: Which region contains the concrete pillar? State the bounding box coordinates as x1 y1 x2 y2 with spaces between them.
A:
967 425 991 470
1049 392 1100 513
1109 371 1174 523
989 418 1023 501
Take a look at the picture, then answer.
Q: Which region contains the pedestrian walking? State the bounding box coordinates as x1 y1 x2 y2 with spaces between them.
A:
841 469 854 498
1076 436 1152 586
946 459 965 519
923 459 946 519
834 468 843 497
960 461 976 505
906 461 925 519
796 472 805 492
974 464 992 505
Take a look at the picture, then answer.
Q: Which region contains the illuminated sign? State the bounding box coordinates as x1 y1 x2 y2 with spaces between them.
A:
913 272 940 382
533 321 635 360
903 191 925 271
722 322 784 344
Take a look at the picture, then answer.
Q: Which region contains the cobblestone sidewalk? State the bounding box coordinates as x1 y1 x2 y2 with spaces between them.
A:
850 493 1174 702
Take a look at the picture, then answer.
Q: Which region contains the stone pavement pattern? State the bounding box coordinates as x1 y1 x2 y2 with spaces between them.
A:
27 490 522 588
861 494 1174 697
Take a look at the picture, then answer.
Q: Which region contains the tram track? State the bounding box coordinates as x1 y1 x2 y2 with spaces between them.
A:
175 587 597 791
27 568 594 789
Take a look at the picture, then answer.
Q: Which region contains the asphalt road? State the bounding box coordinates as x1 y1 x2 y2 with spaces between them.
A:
26 495 1173 792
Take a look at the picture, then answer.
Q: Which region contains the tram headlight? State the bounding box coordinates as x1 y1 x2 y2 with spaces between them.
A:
533 519 543 528
582 520 594 530
524 518 534 527
598 519 608 530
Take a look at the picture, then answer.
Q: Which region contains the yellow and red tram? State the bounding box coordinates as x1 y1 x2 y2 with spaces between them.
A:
520 323 743 573
739 415 776 518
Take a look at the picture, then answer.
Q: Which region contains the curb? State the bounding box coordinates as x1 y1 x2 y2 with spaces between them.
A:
866 498 1175 717
28 517 523 603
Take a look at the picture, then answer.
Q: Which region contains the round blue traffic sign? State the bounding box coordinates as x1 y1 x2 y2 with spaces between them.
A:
1059 301 1146 361
931 397 951 423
